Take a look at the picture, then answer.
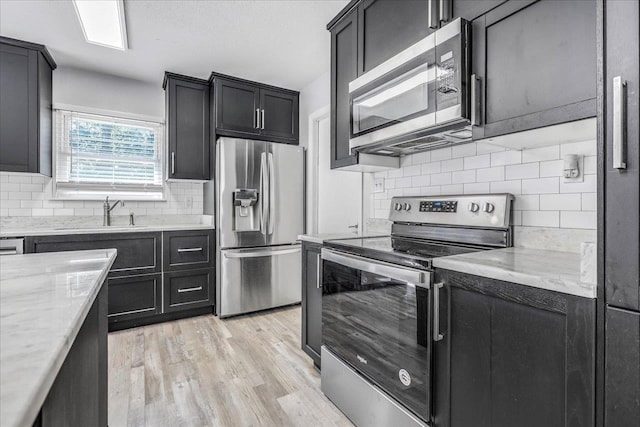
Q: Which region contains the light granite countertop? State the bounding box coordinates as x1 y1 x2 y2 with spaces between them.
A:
0 249 117 427
0 223 214 238
298 232 384 244
432 247 597 298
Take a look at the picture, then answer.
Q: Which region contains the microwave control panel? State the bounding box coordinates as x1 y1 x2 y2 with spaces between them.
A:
419 200 457 213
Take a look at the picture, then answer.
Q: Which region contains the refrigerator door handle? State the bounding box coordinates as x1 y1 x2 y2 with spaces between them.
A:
223 246 301 259
260 152 268 235
268 152 275 235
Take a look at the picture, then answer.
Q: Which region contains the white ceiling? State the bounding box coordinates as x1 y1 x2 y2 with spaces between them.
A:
0 0 348 90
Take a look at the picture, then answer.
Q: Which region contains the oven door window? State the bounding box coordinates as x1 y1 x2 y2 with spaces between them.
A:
322 259 432 422
351 51 437 137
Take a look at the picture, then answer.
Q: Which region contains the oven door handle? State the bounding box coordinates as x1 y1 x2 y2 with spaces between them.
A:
321 249 430 287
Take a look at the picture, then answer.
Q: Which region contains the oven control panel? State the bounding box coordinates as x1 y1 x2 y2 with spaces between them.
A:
419 200 457 213
389 194 514 228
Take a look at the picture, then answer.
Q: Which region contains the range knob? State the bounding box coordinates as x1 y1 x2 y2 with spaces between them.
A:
468 202 480 213
483 202 495 213
394 202 403 211
403 203 411 211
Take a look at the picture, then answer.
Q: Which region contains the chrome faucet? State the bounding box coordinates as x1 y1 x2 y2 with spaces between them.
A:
103 196 124 226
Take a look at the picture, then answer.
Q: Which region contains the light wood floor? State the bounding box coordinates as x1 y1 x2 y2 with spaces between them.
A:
108 306 353 427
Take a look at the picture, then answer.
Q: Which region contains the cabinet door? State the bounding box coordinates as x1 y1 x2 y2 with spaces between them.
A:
166 77 210 180
259 88 299 143
451 0 505 21
26 232 162 276
357 0 431 74
301 242 322 367
330 10 358 169
604 307 640 426
0 43 38 173
215 77 260 135
107 274 162 322
434 269 595 427
472 0 596 140
604 0 640 310
163 268 214 313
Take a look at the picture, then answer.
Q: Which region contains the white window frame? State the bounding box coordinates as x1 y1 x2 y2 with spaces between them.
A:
53 105 166 201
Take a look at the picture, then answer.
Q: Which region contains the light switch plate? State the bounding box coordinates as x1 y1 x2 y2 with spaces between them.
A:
373 178 385 193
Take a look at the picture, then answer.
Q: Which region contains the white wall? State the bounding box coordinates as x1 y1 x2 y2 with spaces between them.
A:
53 66 165 120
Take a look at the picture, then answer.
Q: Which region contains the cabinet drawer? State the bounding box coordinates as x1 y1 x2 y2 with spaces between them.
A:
163 268 213 312
163 229 214 271
107 273 161 322
26 232 161 276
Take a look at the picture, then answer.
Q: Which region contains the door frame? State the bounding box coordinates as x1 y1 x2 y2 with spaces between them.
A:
307 105 363 235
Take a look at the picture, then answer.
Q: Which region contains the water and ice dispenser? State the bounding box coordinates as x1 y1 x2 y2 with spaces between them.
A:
233 189 259 231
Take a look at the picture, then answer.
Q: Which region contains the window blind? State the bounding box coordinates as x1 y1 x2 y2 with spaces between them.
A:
55 110 164 198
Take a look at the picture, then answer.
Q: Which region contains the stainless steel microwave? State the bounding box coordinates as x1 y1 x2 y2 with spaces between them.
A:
349 18 477 156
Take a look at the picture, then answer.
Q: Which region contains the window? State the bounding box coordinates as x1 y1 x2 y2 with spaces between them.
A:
54 110 164 200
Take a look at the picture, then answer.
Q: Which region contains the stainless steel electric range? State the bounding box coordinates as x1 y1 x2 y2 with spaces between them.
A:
320 194 514 427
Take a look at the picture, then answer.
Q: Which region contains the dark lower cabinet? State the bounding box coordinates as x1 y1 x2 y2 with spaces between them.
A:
301 241 322 368
604 307 640 426
0 36 56 175
434 269 595 427
107 274 162 322
472 0 597 140
26 229 215 330
35 284 107 427
164 72 210 180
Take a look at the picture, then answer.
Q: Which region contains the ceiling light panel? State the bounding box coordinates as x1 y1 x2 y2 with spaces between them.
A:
72 0 128 50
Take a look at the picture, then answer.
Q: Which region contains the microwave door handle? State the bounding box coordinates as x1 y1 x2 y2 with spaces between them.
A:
321 249 429 287
268 152 275 235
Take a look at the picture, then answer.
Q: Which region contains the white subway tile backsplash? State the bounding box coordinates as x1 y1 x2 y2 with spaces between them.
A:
464 154 491 170
8 175 32 184
403 164 422 176
561 211 596 229
452 143 477 158
441 184 464 194
522 210 559 227
431 172 452 185
463 182 490 194
560 174 596 193
431 147 452 161
513 195 539 211
490 180 522 194
476 141 506 154
584 156 597 174
387 168 404 179
522 177 559 194
410 151 430 164
540 193 582 211
20 183 43 192
476 166 505 182
539 160 564 177
441 158 464 172
395 177 413 188
522 145 560 163
506 163 540 180
451 170 476 184
491 150 522 166
411 175 431 187
422 162 441 175
582 193 597 211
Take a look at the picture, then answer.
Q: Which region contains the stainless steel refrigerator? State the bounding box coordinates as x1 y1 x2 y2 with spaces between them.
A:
214 137 304 317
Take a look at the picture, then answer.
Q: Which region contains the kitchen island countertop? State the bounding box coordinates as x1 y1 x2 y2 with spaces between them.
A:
0 249 117 427
433 247 596 298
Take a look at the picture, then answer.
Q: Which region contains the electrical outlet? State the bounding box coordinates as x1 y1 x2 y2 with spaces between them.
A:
373 178 385 193
563 154 584 183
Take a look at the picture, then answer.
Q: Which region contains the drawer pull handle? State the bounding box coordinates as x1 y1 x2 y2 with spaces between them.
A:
177 247 203 253
178 286 203 293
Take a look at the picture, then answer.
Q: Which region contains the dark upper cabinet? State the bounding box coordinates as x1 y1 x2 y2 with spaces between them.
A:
604 307 640 426
0 37 56 175
472 0 597 140
451 0 505 21
215 77 260 134
329 8 359 169
301 241 322 368
604 0 639 311
164 72 210 180
357 0 431 74
434 269 595 427
212 74 299 145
